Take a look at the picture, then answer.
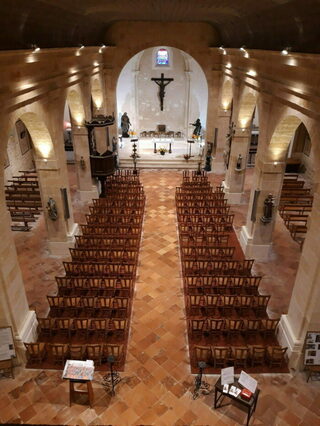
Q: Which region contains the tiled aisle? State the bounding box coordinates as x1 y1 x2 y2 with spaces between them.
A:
1 169 320 425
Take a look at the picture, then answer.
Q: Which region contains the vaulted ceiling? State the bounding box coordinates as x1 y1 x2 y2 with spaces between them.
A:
3 0 320 53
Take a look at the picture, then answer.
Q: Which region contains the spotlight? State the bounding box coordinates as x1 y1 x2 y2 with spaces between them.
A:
32 44 40 52
99 44 106 54
240 46 246 52
281 47 291 55
219 46 227 55
79 44 85 49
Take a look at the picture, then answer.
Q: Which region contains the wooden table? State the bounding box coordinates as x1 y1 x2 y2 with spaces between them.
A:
214 377 260 426
69 378 94 408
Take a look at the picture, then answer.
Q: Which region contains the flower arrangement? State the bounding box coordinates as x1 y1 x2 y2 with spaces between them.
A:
158 146 167 155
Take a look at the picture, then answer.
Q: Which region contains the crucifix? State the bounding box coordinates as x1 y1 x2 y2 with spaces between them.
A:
151 73 174 111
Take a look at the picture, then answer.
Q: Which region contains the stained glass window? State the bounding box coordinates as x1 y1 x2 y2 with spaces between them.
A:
156 48 169 66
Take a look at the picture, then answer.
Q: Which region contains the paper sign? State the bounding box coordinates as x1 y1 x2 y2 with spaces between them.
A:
221 366 234 385
239 371 257 394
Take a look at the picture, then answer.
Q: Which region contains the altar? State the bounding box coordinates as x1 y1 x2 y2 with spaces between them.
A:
152 137 174 153
118 137 204 169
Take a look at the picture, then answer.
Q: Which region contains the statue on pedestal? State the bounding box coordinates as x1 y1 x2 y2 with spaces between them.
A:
120 112 131 138
191 118 202 137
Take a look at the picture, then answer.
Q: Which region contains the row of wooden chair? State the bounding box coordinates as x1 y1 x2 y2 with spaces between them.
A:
194 345 287 369
185 275 261 295
69 248 138 263
38 317 127 339
74 235 140 250
188 318 279 339
56 276 133 297
181 246 235 260
24 342 124 366
6 170 42 231
180 234 230 247
182 259 254 276
47 296 129 317
63 261 136 277
186 294 270 317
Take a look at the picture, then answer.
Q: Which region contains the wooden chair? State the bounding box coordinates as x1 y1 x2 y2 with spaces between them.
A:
37 317 54 337
194 346 212 365
54 318 72 338
69 345 86 360
102 344 124 364
266 346 287 368
206 319 225 341
243 319 261 338
211 346 230 368
187 295 206 316
225 319 244 341
111 319 127 339
236 295 253 316
98 297 113 317
86 344 103 366
206 295 220 316
231 346 249 369
82 297 97 317
90 319 109 338
50 343 69 366
24 342 46 365
47 296 64 316
188 319 206 340
73 318 89 339
248 345 266 367
220 295 237 316
253 295 271 316
65 297 81 317
260 318 280 338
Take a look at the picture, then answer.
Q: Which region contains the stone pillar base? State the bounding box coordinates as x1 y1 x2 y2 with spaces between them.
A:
239 225 272 261
48 222 79 256
14 310 38 365
222 181 243 204
278 314 304 371
213 160 225 175
79 186 99 202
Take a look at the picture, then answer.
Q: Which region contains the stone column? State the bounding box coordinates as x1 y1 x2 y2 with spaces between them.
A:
0 207 37 364
240 158 285 260
214 108 231 174
223 128 250 204
35 158 78 255
72 126 99 202
104 67 118 146
278 189 320 370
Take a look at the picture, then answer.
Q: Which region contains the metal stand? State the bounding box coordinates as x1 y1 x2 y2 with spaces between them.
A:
192 361 212 400
130 138 139 175
102 356 121 396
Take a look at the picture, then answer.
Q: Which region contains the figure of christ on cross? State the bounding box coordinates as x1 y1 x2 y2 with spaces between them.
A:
151 73 174 111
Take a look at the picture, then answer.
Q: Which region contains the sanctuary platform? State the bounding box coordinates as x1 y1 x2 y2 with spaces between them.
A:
118 137 204 169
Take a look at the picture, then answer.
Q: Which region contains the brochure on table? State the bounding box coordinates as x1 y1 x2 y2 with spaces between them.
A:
62 360 95 381
221 367 257 396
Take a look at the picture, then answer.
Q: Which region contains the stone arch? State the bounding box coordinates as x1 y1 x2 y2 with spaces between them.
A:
267 115 304 162
220 79 233 111
18 112 55 160
91 78 104 109
66 89 86 126
237 90 258 129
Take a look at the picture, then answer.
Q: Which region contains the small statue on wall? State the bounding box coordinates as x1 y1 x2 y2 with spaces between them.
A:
236 154 243 170
120 112 131 138
47 197 58 221
261 193 274 224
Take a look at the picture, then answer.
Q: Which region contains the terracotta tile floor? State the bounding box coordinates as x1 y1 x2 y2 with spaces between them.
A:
1 167 319 425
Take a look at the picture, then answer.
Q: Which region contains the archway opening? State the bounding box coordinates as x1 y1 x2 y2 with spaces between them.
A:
116 46 208 167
